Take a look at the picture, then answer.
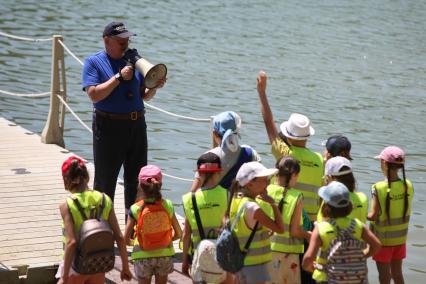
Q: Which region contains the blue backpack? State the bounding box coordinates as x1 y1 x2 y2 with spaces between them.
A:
215 202 258 273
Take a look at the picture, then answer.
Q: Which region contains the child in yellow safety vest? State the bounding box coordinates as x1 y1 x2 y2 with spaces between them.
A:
56 156 132 284
368 146 414 284
267 156 312 284
318 156 368 223
124 165 182 284
302 181 381 284
182 152 232 283
230 161 284 284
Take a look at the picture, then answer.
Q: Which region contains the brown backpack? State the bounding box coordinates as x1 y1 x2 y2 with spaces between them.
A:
68 193 115 274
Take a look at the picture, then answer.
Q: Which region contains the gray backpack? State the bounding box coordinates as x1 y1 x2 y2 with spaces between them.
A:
68 193 115 275
325 219 368 284
215 202 258 273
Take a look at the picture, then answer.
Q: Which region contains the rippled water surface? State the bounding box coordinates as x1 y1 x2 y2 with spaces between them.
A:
0 0 425 280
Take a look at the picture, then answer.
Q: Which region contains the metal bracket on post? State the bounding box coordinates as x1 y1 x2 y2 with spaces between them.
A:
41 35 67 147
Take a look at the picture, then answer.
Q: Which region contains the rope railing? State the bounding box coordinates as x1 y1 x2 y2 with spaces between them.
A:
0 89 50 97
0 31 197 182
0 31 52 42
58 39 84 66
56 94 93 134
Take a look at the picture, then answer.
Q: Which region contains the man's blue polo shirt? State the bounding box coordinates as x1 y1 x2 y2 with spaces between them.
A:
82 50 145 113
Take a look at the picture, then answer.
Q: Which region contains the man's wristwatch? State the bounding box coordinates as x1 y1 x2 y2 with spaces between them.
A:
115 71 124 82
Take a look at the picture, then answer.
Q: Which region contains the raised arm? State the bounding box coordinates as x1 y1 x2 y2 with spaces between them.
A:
256 70 279 144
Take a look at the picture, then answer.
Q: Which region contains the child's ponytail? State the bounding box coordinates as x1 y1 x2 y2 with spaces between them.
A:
402 165 408 222
385 165 392 224
276 156 300 191
63 158 89 190
140 180 162 201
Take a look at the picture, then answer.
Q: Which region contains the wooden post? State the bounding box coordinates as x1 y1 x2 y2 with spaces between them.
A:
41 35 66 147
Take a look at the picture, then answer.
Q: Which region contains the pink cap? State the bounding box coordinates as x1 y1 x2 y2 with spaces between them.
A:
375 146 405 164
61 156 85 176
138 165 163 186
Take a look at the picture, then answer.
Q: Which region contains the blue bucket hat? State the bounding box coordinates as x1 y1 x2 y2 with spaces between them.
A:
213 111 241 152
318 181 350 208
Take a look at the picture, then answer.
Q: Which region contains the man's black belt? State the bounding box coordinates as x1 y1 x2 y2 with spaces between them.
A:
94 109 144 121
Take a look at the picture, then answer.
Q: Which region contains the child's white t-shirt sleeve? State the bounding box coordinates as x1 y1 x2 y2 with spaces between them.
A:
244 201 261 230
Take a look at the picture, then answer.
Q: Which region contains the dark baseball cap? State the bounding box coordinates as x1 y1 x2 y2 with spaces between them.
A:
103 21 136 38
323 135 352 160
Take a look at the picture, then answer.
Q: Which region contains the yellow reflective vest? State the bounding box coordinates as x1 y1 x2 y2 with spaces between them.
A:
313 217 364 282
230 197 272 266
370 180 413 246
129 198 175 260
62 190 112 253
272 138 324 221
182 185 228 248
317 191 368 223
267 184 304 254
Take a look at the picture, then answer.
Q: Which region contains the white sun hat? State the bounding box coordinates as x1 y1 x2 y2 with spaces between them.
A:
325 156 353 176
236 161 278 187
279 113 315 140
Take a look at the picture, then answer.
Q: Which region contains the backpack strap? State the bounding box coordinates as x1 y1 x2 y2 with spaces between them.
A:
191 192 206 240
242 221 259 253
69 195 88 221
329 219 357 236
96 193 106 220
230 202 259 253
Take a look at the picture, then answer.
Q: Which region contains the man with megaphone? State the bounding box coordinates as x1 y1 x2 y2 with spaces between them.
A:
82 21 167 221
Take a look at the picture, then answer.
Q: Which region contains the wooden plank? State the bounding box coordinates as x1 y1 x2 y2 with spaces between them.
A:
0 117 128 269
0 117 183 273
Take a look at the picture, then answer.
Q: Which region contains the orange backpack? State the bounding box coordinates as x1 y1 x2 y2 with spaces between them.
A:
136 200 173 250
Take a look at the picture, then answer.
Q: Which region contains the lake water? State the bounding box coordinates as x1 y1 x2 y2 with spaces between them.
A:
0 0 425 281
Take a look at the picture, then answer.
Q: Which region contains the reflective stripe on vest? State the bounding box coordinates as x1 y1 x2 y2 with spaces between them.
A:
231 197 272 266
288 147 324 220
267 184 304 254
370 180 413 246
312 217 364 282
182 185 228 248
62 190 112 255
130 199 175 260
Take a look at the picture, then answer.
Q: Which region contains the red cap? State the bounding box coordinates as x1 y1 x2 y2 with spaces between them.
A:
62 156 85 176
196 152 222 173
138 165 163 186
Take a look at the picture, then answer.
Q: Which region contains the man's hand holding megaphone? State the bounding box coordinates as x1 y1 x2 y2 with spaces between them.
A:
123 48 167 94
119 64 135 82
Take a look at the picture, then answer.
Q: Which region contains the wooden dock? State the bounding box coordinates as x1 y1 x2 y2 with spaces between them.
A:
0 117 190 283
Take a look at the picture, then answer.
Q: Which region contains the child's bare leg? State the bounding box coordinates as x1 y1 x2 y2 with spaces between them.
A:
390 259 404 284
138 277 152 284
154 274 168 284
376 262 391 284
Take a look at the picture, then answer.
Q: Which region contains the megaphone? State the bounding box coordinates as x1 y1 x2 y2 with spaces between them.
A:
123 48 167 89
